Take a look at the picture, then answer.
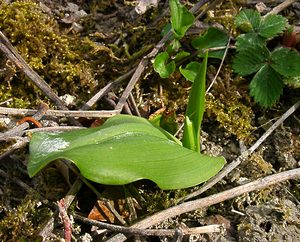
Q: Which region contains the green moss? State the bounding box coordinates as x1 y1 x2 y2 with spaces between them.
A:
0 0 97 108
205 66 254 142
0 197 51 241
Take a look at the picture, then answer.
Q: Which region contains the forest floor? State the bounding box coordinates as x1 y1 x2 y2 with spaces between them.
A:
1 0 300 241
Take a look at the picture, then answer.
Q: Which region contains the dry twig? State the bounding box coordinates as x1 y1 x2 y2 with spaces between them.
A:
74 213 223 237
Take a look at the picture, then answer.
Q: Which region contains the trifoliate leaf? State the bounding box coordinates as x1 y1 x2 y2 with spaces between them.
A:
259 14 287 38
233 44 270 76
235 9 261 32
192 27 228 59
270 48 300 77
235 33 266 51
179 61 202 82
169 0 195 39
154 52 176 78
250 65 283 107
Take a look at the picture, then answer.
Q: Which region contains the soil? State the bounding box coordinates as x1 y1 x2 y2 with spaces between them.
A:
1 0 300 241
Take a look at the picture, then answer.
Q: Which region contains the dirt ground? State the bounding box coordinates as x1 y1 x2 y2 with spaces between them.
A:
1 0 300 241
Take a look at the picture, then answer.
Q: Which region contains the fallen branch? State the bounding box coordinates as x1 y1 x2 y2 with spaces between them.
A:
106 168 300 242
74 213 223 237
0 106 118 118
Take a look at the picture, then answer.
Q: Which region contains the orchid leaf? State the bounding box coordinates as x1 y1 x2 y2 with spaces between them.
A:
182 52 208 152
28 115 225 190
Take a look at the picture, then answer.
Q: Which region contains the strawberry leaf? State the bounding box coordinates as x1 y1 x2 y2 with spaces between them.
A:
233 44 270 76
250 65 283 107
259 14 287 38
235 9 261 32
270 48 300 77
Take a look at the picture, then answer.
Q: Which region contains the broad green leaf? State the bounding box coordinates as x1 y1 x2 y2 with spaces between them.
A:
28 115 225 190
182 52 208 152
233 44 270 76
250 65 283 107
259 14 287 38
192 27 228 59
270 48 300 77
235 9 261 32
154 52 176 78
169 0 195 39
179 61 202 82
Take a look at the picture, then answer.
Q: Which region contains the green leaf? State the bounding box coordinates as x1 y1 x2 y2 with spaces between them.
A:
233 44 270 76
182 52 208 152
259 14 287 38
179 61 202 82
235 9 261 32
174 50 190 62
235 33 266 51
192 27 228 59
250 65 283 107
182 116 196 151
153 52 176 78
270 48 300 77
169 0 195 39
28 115 225 190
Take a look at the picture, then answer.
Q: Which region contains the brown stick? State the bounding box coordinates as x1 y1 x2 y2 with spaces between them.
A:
74 213 223 236
0 106 118 118
106 168 300 241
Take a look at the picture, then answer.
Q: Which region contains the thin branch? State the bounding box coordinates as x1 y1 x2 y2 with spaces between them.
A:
266 0 297 16
74 213 222 237
80 69 134 111
0 107 118 118
180 99 300 202
206 34 231 94
106 168 300 242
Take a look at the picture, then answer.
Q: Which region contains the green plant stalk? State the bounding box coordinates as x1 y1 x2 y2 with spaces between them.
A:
182 51 208 152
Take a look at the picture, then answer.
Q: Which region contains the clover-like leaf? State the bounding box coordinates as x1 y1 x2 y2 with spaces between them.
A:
192 27 228 59
169 0 195 39
28 115 225 190
179 61 202 82
250 65 283 107
259 14 287 38
233 44 270 76
154 52 176 78
270 48 300 77
235 9 261 32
